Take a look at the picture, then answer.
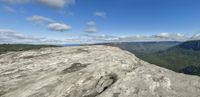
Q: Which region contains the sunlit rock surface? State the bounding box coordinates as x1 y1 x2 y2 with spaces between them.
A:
0 45 200 97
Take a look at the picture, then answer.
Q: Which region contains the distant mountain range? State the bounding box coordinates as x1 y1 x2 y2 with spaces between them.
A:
178 40 200 50
96 40 200 76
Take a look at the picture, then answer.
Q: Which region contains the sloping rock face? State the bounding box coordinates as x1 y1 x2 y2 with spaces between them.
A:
0 45 200 97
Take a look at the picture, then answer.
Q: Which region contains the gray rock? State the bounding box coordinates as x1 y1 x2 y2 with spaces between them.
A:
0 45 200 97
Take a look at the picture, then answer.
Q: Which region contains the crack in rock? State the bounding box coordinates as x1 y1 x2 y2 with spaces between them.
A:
95 73 118 93
68 73 118 97
62 63 91 74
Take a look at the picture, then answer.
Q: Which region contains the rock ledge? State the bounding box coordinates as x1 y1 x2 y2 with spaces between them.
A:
0 45 200 97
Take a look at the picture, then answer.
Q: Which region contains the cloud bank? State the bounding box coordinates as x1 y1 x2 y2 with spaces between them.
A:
152 33 186 41
0 29 68 44
190 33 200 40
118 33 188 42
0 29 44 44
1 29 200 44
75 32 195 43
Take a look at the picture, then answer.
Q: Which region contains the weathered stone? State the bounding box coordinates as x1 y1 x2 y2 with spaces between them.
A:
0 45 200 97
95 73 117 93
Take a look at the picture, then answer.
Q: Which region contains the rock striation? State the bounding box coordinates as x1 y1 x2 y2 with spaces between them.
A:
0 45 200 97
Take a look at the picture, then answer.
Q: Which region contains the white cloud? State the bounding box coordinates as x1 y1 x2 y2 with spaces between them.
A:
153 32 187 40
86 21 96 26
94 12 106 18
0 29 44 44
48 23 71 32
65 12 74 16
118 35 150 42
0 29 71 44
58 10 74 16
85 21 97 33
38 0 75 8
76 34 119 43
191 33 200 40
0 29 197 44
1 0 75 9
65 39 80 42
90 34 118 42
85 27 97 33
27 15 54 24
154 32 170 38
1 0 30 4
115 33 188 42
27 15 72 32
3 6 16 13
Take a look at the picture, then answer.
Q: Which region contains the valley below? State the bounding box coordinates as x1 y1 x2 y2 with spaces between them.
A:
99 40 200 76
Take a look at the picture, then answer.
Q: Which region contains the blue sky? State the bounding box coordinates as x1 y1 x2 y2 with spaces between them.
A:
1 0 200 44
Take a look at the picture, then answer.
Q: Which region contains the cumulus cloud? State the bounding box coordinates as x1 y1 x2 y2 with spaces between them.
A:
48 23 71 32
85 21 97 33
86 21 96 26
94 12 106 18
38 0 75 8
58 10 74 16
85 27 97 33
27 15 72 32
0 29 71 44
3 6 16 13
27 15 54 24
0 29 44 44
0 0 30 4
1 0 75 9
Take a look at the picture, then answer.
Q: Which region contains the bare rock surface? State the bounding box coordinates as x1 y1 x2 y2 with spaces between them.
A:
0 45 200 97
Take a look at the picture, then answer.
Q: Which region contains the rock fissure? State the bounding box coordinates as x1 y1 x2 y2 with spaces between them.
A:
62 63 91 74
